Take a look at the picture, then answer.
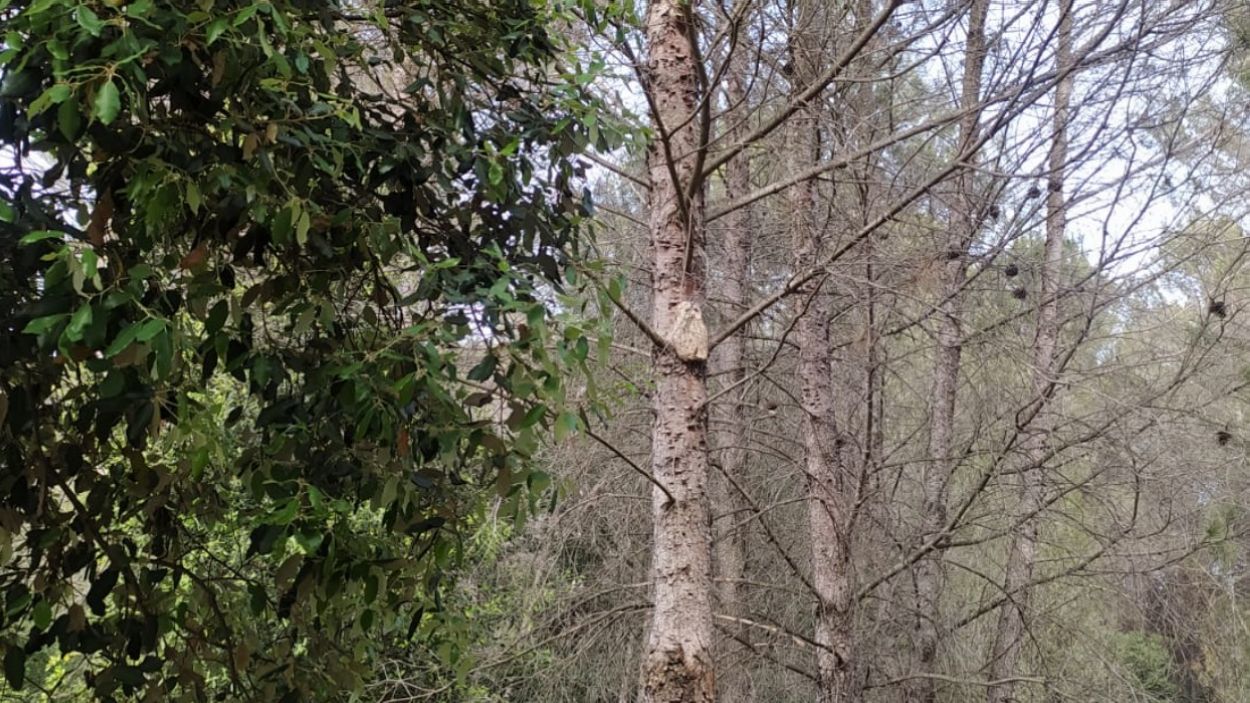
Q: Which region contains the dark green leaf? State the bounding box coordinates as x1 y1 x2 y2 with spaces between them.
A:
65 304 93 342
86 568 119 615
105 322 144 357
75 6 104 35
93 80 120 125
57 99 82 140
19 230 63 244
467 354 497 381
3 645 24 690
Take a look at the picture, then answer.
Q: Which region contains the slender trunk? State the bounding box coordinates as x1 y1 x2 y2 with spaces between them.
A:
789 6 855 699
986 2 1073 701
711 38 753 703
794 134 855 703
638 1 716 701
910 1 989 700
850 0 883 534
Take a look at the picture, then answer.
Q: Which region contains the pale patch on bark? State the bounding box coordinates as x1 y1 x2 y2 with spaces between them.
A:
665 301 709 362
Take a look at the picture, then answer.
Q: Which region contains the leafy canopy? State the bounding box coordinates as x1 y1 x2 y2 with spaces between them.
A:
0 0 613 698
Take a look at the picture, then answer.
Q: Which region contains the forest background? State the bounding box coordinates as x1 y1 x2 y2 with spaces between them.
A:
4 0 1250 702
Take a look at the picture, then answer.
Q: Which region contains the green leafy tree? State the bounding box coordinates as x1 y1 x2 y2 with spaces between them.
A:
0 0 609 699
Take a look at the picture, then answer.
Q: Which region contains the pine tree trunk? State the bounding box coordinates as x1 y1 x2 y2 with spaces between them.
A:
986 2 1073 700
909 2 989 700
712 42 754 703
639 0 716 701
788 5 856 698
793 135 855 702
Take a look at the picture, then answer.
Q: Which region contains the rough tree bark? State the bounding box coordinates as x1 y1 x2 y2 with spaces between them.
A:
788 3 856 699
711 27 754 703
910 1 989 700
638 0 716 701
986 1 1073 700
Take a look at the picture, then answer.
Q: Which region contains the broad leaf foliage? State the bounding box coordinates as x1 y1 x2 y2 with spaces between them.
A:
0 0 604 698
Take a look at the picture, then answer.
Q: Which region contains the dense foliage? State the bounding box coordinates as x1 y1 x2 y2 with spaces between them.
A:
0 0 608 698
